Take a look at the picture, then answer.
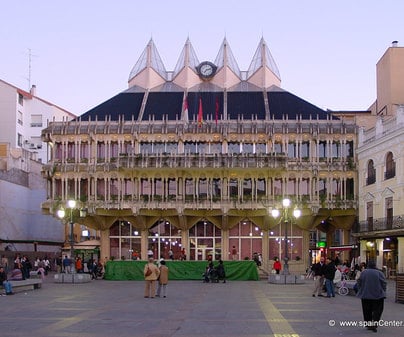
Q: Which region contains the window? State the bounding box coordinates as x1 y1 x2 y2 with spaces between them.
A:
153 142 164 154
30 114 43 127
332 141 341 158
184 141 197 154
140 142 152 154
288 142 297 158
228 142 240 154
210 142 221 154
301 141 309 158
318 141 327 158
385 197 393 229
256 143 266 154
274 142 282 154
385 152 395 180
367 201 373 231
367 160 376 185
345 141 354 158
18 110 23 125
17 133 23 147
242 143 253 154
18 93 23 106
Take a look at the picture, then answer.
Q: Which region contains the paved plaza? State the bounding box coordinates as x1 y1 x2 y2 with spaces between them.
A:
1 274 403 337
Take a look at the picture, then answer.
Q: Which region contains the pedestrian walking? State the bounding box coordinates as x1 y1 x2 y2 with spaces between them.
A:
311 256 326 297
156 260 169 298
324 257 336 297
356 260 386 332
143 257 160 298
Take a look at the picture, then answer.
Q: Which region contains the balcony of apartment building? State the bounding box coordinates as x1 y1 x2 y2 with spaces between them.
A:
356 215 404 234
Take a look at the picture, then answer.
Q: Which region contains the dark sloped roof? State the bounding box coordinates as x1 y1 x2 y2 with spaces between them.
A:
187 92 223 122
268 91 332 120
227 92 265 119
77 87 333 121
143 92 184 120
79 92 144 121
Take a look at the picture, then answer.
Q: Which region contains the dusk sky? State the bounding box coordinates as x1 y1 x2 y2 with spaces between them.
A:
1 1 403 116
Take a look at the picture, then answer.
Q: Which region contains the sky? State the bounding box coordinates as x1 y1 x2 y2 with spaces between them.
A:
1 1 404 116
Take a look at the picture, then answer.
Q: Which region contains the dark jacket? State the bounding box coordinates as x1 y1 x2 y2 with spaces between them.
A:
357 267 386 300
0 270 7 283
324 261 336 280
311 262 326 276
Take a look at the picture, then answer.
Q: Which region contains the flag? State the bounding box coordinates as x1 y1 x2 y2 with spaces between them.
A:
215 97 219 125
198 97 203 127
183 96 189 123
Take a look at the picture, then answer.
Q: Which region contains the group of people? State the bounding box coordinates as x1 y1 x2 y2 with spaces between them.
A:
0 253 50 295
143 257 169 298
311 256 386 332
203 260 226 283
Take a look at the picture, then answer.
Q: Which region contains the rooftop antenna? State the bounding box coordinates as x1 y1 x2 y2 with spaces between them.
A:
26 48 38 90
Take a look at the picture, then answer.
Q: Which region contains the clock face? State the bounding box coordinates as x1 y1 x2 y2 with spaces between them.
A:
200 64 213 76
197 61 216 79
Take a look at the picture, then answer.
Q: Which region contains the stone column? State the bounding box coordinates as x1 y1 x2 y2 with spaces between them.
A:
100 229 110 261
376 239 383 269
141 230 149 260
397 237 404 274
181 229 189 260
221 229 229 261
261 229 269 270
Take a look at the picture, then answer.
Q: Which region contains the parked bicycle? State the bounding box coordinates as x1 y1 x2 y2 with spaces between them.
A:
337 273 349 296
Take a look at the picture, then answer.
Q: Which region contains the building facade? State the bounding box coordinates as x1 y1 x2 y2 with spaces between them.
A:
41 38 358 272
0 80 75 253
356 42 404 276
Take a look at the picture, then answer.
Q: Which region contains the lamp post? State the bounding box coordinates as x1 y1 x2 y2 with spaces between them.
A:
57 199 77 273
271 198 301 275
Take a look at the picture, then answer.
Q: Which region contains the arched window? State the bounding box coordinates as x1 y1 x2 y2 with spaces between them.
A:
367 160 376 185
385 152 395 180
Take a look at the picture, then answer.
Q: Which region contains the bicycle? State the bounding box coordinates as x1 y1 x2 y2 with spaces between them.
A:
338 273 349 296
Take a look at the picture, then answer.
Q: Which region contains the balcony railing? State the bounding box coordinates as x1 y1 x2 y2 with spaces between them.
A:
356 215 404 233
42 153 358 176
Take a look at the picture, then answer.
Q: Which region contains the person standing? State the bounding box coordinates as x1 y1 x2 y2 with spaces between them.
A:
273 258 282 274
311 256 326 297
63 255 71 273
144 257 160 298
356 260 386 332
231 246 237 260
0 265 13 295
1 255 8 273
156 260 169 298
216 260 226 283
324 257 336 297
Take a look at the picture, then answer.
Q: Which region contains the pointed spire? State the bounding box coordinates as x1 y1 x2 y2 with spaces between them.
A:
214 37 241 77
173 37 200 78
247 37 281 81
128 38 167 83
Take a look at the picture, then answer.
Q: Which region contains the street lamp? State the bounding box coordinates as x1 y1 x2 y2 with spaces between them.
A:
271 198 301 275
57 199 77 273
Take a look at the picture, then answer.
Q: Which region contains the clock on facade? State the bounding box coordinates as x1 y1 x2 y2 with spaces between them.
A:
197 61 217 80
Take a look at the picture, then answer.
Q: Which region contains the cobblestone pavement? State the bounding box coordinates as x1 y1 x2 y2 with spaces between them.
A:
1 274 403 337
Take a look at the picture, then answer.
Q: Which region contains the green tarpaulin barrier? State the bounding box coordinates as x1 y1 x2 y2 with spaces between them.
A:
104 260 259 281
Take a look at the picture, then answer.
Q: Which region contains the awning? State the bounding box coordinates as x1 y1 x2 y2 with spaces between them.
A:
63 239 100 250
329 245 358 251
